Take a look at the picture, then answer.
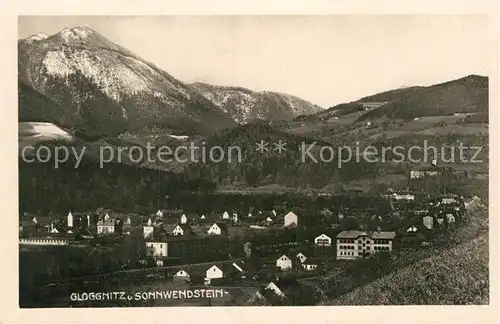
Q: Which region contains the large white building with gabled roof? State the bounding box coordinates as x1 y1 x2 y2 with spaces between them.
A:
336 230 396 260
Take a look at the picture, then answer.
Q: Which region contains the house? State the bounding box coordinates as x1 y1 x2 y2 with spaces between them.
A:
263 281 285 298
423 215 434 230
243 241 252 257
156 209 163 217
336 230 396 260
302 258 320 271
271 209 277 217
283 211 298 227
145 241 168 257
276 254 293 271
264 216 274 224
125 216 131 225
406 226 418 233
200 215 206 220
446 213 456 224
171 223 194 236
314 233 332 247
180 214 188 224
222 211 230 220
393 193 415 201
143 218 155 238
296 252 308 264
97 218 115 235
173 269 191 284
205 264 224 280
207 222 228 236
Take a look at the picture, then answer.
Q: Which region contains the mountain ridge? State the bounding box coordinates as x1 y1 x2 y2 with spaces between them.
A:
189 82 323 124
18 26 236 136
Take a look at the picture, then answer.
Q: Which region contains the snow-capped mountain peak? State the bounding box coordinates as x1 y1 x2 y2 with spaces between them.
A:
18 27 236 135
59 26 95 42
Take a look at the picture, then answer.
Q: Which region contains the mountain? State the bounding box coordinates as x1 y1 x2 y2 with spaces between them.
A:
189 82 323 124
18 26 236 136
18 80 83 128
313 75 488 123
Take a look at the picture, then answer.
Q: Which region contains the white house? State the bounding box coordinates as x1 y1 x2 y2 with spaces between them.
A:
423 216 434 230
283 211 298 227
173 270 191 283
336 230 396 260
125 216 131 225
171 224 193 236
446 213 456 224
97 218 115 235
200 215 206 220
314 233 332 247
264 281 285 297
265 216 273 223
145 241 167 257
143 221 155 238
104 213 110 220
180 214 188 224
302 258 320 271
276 254 293 270
271 209 277 217
207 222 227 236
156 210 163 217
206 265 224 280
296 252 307 264
222 211 230 220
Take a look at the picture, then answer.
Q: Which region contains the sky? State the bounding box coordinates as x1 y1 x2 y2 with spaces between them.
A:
18 15 492 108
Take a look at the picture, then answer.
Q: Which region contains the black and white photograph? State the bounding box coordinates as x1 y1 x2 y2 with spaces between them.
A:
14 13 493 310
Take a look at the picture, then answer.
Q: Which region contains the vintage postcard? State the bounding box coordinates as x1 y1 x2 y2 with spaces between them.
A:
1 1 499 323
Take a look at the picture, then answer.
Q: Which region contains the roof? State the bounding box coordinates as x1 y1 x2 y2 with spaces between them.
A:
315 233 332 239
303 257 321 265
337 230 396 240
284 211 298 219
370 231 396 240
213 222 228 231
172 223 194 234
336 231 369 239
97 219 115 226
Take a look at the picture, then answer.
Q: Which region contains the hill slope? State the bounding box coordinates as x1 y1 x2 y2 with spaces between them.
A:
306 75 488 124
18 26 236 136
190 82 323 124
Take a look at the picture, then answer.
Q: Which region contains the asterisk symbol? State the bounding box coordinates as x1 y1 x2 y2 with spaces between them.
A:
255 140 269 153
273 140 287 154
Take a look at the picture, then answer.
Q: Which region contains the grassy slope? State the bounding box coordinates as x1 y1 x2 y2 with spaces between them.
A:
329 233 488 305
319 203 489 305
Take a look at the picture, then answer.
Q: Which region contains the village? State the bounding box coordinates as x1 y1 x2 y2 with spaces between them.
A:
19 170 480 306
